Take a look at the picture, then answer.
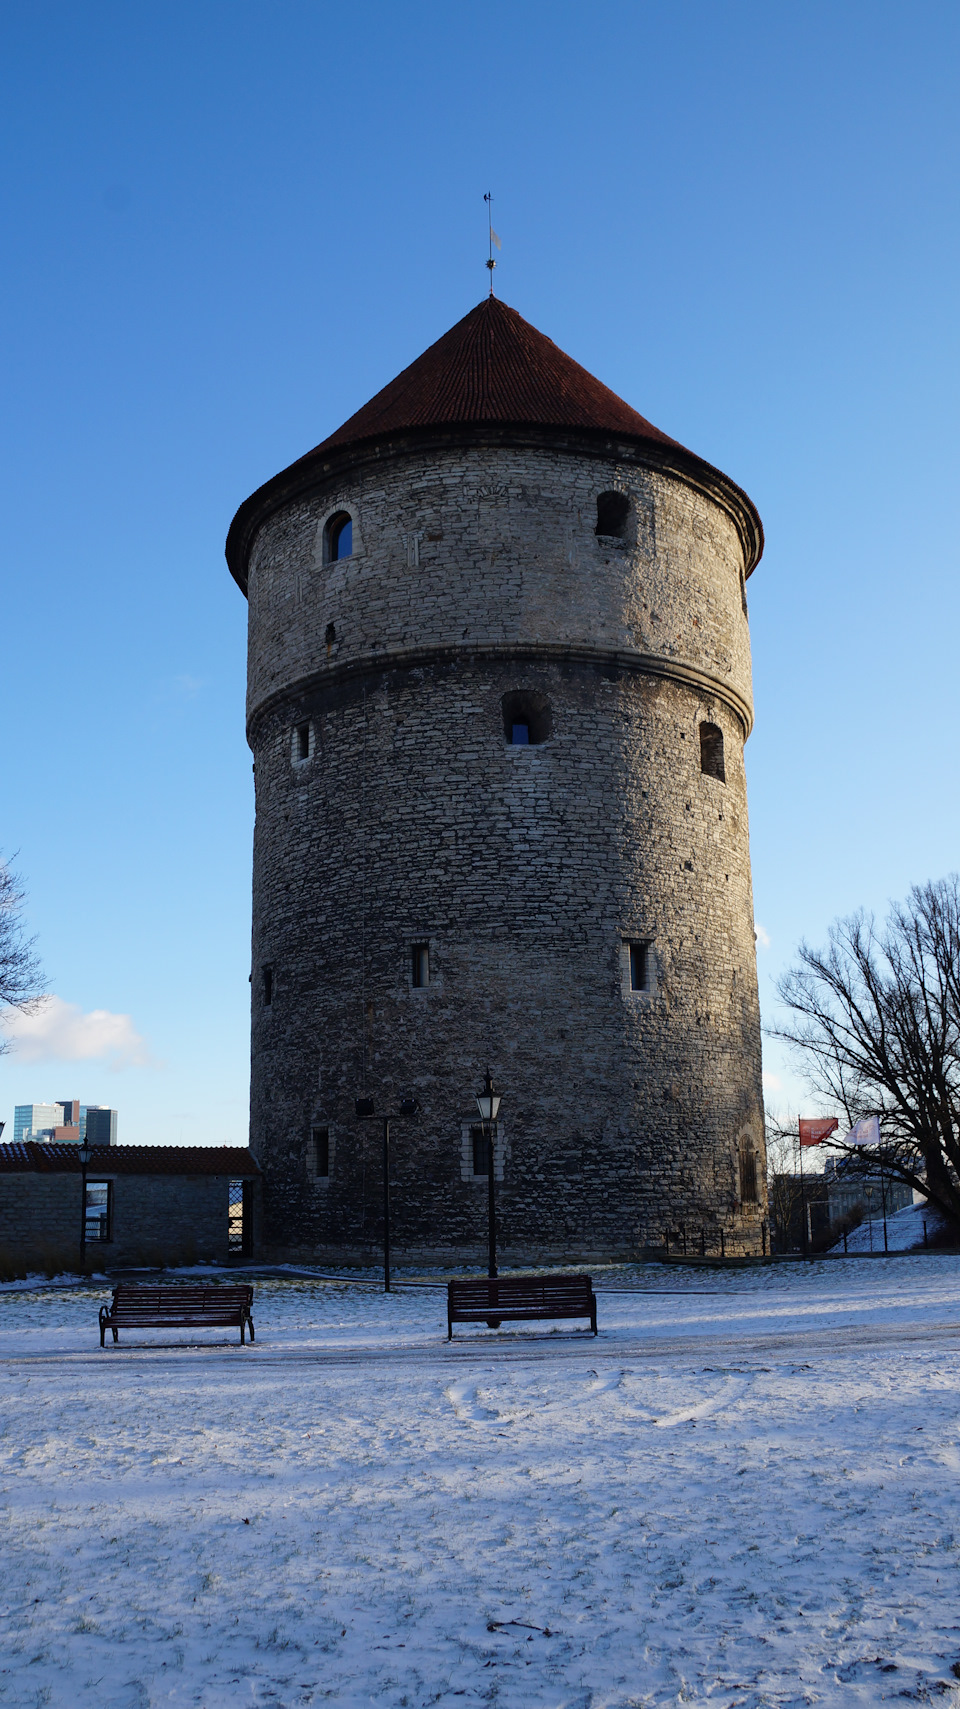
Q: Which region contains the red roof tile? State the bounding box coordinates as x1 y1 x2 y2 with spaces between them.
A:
312 296 682 454
0 1143 259 1177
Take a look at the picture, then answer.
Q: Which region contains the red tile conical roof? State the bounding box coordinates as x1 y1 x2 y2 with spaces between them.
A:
226 297 763 585
314 296 681 453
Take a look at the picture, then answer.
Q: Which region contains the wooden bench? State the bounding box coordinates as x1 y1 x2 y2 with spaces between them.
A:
99 1284 255 1346
447 1274 597 1339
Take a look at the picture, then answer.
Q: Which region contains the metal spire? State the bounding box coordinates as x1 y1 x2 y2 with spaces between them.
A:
484 192 500 295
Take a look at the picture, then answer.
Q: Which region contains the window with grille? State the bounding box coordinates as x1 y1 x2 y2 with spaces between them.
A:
228 1179 245 1252
700 722 725 782
739 1142 758 1204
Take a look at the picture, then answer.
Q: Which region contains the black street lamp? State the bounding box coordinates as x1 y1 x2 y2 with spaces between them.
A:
78 1135 92 1273
355 1095 420 1291
475 1071 503 1278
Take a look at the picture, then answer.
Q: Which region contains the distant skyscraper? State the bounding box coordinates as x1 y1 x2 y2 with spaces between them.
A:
12 1101 118 1145
83 1106 118 1146
13 1103 64 1144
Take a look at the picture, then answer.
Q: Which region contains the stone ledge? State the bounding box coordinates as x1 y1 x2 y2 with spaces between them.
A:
247 640 754 743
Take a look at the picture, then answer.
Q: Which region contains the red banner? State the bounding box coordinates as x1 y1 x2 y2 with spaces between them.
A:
799 1117 839 1147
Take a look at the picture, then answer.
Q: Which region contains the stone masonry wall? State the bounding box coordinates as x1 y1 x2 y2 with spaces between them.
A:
245 444 754 732
243 438 766 1262
0 1173 232 1267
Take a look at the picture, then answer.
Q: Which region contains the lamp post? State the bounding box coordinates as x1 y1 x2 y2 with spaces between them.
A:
355 1095 420 1292
78 1136 92 1273
475 1071 502 1278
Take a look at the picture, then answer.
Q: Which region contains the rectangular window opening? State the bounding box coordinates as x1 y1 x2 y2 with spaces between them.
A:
511 721 530 745
739 1146 758 1204
296 722 310 761
471 1123 498 1176
85 1181 112 1244
228 1179 245 1252
411 943 430 988
311 1127 330 1178
262 964 273 1007
629 941 652 992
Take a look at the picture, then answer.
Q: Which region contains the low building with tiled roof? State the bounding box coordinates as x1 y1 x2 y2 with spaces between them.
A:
228 294 767 1264
0 1143 259 1269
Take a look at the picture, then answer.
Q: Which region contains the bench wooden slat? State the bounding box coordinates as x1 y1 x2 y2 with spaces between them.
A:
99 1284 255 1346
447 1274 597 1338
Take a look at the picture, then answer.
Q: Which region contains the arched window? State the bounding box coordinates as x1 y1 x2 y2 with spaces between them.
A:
699 722 725 782
738 1139 758 1203
324 512 353 562
595 491 631 539
501 690 551 746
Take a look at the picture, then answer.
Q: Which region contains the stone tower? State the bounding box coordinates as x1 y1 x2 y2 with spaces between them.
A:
226 297 766 1262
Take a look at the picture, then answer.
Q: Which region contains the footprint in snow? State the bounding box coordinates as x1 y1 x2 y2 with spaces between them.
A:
584 1368 624 1397
652 1374 752 1428
445 1380 500 1423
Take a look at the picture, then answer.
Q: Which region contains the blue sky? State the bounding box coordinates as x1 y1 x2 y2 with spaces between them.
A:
1 1 958 1147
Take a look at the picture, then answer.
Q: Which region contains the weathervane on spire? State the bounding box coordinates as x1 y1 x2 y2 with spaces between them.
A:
484 192 501 296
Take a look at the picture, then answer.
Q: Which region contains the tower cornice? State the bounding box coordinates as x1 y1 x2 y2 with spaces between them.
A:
227 422 763 596
246 640 755 745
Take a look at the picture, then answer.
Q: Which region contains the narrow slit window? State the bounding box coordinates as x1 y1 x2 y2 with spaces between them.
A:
629 941 651 992
699 722 725 782
262 964 273 1007
411 943 430 988
739 1142 758 1203
471 1123 496 1176
296 722 310 761
311 1127 330 1178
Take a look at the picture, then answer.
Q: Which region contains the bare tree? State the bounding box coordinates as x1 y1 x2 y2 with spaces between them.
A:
0 857 45 1053
764 1115 806 1249
772 875 960 1231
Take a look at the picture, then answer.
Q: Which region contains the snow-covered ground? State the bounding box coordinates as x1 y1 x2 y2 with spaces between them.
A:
832 1199 943 1255
1 1258 960 1708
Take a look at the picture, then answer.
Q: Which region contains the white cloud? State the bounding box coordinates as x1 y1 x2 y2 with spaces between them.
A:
755 923 771 950
762 1070 782 1093
2 996 152 1068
